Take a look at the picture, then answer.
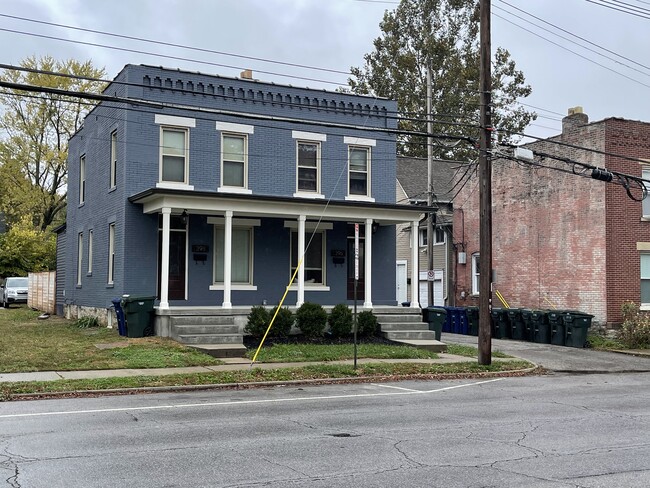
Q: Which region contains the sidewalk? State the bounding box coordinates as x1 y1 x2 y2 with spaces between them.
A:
0 354 503 384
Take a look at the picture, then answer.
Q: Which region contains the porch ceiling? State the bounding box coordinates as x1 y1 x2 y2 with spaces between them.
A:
129 188 434 224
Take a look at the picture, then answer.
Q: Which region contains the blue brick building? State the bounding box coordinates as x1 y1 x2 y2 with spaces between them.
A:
60 64 426 334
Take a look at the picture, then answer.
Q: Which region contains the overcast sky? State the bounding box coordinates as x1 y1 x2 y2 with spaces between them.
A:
1 0 648 140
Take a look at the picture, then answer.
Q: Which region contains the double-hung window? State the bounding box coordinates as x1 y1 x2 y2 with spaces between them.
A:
110 130 117 189
471 253 480 295
214 227 253 284
216 122 254 193
79 155 86 205
344 137 375 201
108 223 115 285
87 230 93 275
290 231 324 285
77 232 83 286
292 131 326 197
155 114 195 188
641 166 650 220
160 128 188 183
642 255 650 306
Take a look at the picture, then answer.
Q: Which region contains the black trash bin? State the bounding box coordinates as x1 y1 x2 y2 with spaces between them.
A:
507 308 526 341
564 312 594 348
521 309 534 341
121 295 156 338
466 306 479 336
491 308 510 339
427 307 447 341
548 310 567 346
530 310 551 343
111 298 127 337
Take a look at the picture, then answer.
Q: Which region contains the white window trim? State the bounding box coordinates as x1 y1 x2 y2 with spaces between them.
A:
212 224 255 286
295 140 322 195
155 114 196 128
159 126 191 186
218 132 249 191
110 130 117 190
290 230 326 287
471 253 480 295
343 136 376 146
345 140 374 201
108 223 115 285
419 228 427 248
79 155 86 205
87 230 93 275
216 121 254 134
292 130 326 142
434 227 446 245
642 167 650 220
77 232 83 286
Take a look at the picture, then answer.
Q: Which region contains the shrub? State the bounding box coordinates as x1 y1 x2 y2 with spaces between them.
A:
75 316 100 329
245 305 270 338
618 301 650 349
295 302 327 338
328 304 352 338
357 310 378 337
269 306 294 338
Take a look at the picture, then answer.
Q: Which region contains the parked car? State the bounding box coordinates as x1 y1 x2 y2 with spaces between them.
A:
1 277 29 308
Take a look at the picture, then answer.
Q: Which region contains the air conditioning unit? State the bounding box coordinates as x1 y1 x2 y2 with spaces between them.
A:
458 252 467 265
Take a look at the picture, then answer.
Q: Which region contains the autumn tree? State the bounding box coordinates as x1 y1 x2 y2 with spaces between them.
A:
348 0 535 159
0 56 106 231
0 216 56 276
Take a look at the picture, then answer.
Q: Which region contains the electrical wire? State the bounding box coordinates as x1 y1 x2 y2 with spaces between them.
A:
586 0 650 19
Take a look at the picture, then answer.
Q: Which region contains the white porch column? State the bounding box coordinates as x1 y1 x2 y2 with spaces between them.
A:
364 218 373 308
297 215 306 307
159 208 171 309
222 210 233 308
410 220 420 308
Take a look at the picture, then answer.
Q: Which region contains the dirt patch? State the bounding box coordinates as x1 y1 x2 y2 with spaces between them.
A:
94 342 130 350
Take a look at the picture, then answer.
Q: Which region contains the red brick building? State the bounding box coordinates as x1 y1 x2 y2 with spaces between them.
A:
453 109 650 326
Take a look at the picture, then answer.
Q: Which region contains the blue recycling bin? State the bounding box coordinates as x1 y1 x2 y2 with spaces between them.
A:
111 298 126 336
444 307 469 334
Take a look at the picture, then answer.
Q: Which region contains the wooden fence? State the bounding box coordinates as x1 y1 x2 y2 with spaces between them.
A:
28 271 56 314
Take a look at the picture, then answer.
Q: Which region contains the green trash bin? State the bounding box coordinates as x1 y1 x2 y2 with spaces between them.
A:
548 310 567 346
121 295 156 338
564 312 594 348
521 309 534 341
466 306 479 336
427 307 447 341
531 310 551 343
507 308 525 341
490 308 510 339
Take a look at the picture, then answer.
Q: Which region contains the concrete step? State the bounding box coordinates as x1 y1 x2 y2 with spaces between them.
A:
171 315 236 326
177 334 243 345
375 314 423 323
173 324 240 335
390 339 447 353
383 330 437 341
189 344 248 358
380 322 430 331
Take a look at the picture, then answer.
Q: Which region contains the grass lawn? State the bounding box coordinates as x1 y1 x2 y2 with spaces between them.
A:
587 333 627 350
1 360 535 398
445 344 511 358
0 307 222 373
247 343 439 362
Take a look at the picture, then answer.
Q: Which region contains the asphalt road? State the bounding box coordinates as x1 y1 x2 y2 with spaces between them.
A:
1 372 649 487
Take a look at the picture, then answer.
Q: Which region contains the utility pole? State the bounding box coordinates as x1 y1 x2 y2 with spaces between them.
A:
427 65 434 308
478 0 492 365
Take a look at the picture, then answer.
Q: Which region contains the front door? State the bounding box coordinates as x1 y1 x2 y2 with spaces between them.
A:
396 261 407 304
347 235 365 301
158 215 187 301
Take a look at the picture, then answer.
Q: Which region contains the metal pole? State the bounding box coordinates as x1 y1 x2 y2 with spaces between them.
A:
478 0 493 365
427 65 434 308
354 223 359 369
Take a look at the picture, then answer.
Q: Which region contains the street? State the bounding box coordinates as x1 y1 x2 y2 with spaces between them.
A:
1 372 649 487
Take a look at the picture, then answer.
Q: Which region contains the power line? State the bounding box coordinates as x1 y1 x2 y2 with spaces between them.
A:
586 0 650 19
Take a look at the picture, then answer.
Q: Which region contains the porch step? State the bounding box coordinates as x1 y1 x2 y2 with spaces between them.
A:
173 324 240 335
188 344 248 359
374 314 424 323
384 330 437 341
171 315 236 326
177 334 243 345
391 339 447 353
380 322 430 332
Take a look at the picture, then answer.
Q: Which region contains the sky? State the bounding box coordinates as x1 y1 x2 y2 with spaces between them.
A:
0 0 648 140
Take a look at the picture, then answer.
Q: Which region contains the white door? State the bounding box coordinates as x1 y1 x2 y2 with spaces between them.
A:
419 270 444 308
396 261 407 304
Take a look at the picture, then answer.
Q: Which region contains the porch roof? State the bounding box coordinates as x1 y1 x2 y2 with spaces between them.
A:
129 188 434 224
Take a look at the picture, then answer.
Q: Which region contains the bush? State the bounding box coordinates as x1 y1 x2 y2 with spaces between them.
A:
296 302 327 338
619 301 650 349
245 305 270 338
328 304 352 338
269 306 294 338
357 310 378 337
75 316 100 329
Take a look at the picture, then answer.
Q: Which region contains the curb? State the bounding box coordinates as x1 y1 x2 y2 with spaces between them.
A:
5 364 543 402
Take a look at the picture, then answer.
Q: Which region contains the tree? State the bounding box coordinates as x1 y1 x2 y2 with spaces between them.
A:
0 216 56 277
0 56 106 231
348 0 535 159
